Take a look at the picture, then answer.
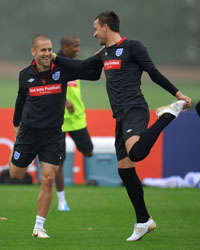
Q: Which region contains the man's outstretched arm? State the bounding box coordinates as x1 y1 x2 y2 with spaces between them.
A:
132 41 191 108
52 53 103 81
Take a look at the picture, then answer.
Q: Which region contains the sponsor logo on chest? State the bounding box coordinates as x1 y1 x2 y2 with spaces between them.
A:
29 84 62 96
104 60 122 70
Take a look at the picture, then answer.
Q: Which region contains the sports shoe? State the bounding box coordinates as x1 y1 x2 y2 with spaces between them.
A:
156 100 186 118
126 218 156 241
58 202 70 211
32 228 50 238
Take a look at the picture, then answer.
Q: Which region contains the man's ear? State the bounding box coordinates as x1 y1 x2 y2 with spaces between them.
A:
31 47 36 57
63 44 68 53
104 24 108 32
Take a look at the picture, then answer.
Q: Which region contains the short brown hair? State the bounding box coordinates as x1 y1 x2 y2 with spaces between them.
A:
32 34 51 48
95 11 120 32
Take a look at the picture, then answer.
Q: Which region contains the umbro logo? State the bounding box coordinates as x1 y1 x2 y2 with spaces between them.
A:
28 78 35 83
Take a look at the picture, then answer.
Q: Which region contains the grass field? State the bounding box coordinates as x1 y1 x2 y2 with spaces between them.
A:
0 185 200 250
0 78 199 109
0 78 199 250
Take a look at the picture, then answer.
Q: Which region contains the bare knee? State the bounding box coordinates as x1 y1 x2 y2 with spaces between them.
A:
55 163 63 179
9 162 26 180
9 170 24 180
118 157 134 169
57 164 63 174
41 174 55 191
40 161 58 191
125 135 140 154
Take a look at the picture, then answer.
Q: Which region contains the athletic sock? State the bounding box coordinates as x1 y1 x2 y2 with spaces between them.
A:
118 168 150 223
129 113 175 162
57 191 66 204
34 215 46 230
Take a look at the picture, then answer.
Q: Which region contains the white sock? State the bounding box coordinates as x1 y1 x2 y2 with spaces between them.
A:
34 215 46 230
57 191 66 204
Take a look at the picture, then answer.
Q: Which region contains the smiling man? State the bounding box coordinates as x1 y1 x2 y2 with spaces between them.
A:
31 35 52 70
92 11 191 241
9 34 102 238
53 11 192 242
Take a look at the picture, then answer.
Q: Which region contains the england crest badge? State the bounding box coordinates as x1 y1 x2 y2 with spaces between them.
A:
116 48 123 57
14 151 20 160
52 71 60 81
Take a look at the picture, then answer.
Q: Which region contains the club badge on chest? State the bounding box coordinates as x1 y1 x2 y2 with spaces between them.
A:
52 71 60 81
116 48 123 57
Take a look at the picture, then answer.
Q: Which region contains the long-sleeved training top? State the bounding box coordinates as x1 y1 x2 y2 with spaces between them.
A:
13 58 102 128
55 37 179 120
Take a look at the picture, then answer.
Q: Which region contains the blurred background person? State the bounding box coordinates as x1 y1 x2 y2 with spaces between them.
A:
55 35 94 211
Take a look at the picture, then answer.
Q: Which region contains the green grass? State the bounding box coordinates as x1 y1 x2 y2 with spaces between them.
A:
0 185 200 250
1 78 200 109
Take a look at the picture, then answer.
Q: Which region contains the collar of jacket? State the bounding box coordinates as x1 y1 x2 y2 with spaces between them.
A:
31 59 55 77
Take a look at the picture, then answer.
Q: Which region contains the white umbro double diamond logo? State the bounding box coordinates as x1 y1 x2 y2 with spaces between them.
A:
28 78 35 82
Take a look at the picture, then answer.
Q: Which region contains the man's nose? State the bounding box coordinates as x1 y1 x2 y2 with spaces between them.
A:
45 50 51 56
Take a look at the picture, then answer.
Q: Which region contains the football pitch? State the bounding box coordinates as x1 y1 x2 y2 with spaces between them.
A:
0 78 199 109
0 78 199 250
0 185 200 250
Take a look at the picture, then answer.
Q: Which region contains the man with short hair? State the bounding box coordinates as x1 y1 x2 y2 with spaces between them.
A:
10 34 101 238
53 11 191 241
55 35 93 211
